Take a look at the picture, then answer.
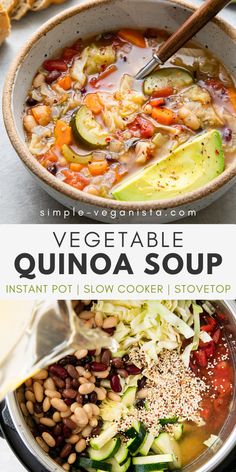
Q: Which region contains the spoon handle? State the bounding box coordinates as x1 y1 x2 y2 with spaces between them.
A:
157 0 231 64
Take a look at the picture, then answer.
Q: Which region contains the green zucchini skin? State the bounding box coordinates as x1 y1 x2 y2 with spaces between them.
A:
70 106 109 149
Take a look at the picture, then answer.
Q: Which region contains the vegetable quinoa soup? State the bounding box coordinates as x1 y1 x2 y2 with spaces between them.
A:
23 29 236 201
17 300 235 471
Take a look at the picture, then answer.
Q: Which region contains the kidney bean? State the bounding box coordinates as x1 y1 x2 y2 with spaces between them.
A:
52 376 65 389
71 379 79 389
110 375 122 393
122 354 129 362
91 425 102 436
76 393 83 404
136 399 145 409
80 355 93 366
43 59 67 72
26 97 38 106
64 398 74 407
126 364 142 375
63 389 77 399
63 425 72 439
67 365 78 379
63 418 77 430
117 369 128 378
49 365 68 380
111 357 124 369
65 378 72 390
89 391 98 404
90 362 107 372
47 164 57 176
101 349 111 366
53 424 62 436
56 435 64 447
138 377 147 390
34 402 43 414
59 355 78 366
102 328 115 335
88 350 96 355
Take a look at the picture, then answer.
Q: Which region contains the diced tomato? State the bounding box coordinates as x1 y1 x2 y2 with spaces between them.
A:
213 395 225 413
213 377 232 395
128 115 155 138
215 361 230 373
62 48 79 61
212 328 221 344
201 315 217 333
202 341 215 358
43 60 68 72
200 399 212 421
193 349 208 368
89 65 118 88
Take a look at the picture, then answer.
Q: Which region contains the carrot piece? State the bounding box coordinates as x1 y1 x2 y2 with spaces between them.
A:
149 98 165 107
32 105 51 126
88 160 108 176
152 86 174 98
70 163 84 172
228 88 236 112
54 120 72 147
118 29 146 48
151 107 176 125
57 75 72 90
84 93 103 115
90 65 118 87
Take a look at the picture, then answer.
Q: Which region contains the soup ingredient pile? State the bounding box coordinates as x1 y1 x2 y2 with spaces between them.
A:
18 300 233 471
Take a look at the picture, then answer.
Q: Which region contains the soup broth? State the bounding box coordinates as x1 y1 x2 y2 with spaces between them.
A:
23 30 236 201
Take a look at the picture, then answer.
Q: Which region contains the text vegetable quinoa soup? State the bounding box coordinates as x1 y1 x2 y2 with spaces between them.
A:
17 300 234 472
22 29 236 201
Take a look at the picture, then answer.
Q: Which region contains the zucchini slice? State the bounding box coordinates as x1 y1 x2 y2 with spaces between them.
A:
62 144 92 165
122 386 137 408
139 432 155 456
89 438 121 461
108 457 131 472
172 424 184 441
133 466 167 472
151 433 182 469
127 423 146 455
77 457 111 471
71 105 109 148
133 454 173 465
114 443 129 465
143 67 193 95
90 425 118 450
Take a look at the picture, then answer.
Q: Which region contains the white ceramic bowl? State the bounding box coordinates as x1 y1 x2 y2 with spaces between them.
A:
3 0 236 222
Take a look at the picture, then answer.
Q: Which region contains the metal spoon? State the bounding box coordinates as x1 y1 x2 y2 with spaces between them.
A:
136 0 232 80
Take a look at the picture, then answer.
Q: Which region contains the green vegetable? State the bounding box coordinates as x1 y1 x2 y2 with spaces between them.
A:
108 457 131 472
143 67 193 95
90 425 118 450
88 438 121 461
132 454 173 470
159 417 178 426
114 443 129 465
127 423 146 455
70 105 109 148
139 432 155 456
77 457 111 471
172 424 184 441
152 433 182 469
113 129 225 202
62 144 92 164
122 387 137 408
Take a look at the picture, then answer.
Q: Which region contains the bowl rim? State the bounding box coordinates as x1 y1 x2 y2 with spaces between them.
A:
3 0 236 211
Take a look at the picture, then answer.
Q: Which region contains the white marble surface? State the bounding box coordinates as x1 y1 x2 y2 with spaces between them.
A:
0 0 236 224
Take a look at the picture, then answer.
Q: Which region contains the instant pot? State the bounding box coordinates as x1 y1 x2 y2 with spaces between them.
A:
0 301 236 472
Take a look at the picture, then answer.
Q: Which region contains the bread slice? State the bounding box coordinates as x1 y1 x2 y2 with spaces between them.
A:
0 3 10 45
1 0 18 14
31 0 66 11
11 0 34 19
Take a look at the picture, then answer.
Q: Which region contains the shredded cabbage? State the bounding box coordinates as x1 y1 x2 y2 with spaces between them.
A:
93 300 210 366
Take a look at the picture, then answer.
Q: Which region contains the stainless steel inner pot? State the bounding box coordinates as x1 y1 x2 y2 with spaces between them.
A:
5 300 236 472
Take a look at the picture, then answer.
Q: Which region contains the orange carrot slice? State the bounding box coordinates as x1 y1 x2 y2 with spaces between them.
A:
118 29 146 48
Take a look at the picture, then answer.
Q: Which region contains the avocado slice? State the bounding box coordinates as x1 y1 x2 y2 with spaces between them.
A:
112 130 224 201
70 105 109 149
